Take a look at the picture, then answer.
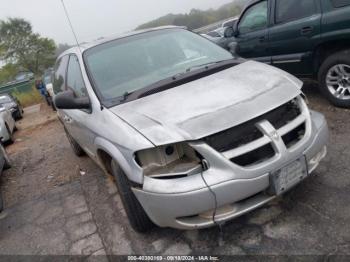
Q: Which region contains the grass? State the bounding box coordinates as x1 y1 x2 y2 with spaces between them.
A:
12 85 44 107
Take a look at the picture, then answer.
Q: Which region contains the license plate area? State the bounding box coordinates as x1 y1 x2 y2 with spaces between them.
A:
269 157 308 195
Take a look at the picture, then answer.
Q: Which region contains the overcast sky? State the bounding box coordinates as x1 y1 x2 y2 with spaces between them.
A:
0 0 232 45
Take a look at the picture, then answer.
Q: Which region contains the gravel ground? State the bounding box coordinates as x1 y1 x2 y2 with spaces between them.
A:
0 84 349 257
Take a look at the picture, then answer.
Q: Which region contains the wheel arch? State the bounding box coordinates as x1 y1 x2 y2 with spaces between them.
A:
313 40 350 76
94 137 144 184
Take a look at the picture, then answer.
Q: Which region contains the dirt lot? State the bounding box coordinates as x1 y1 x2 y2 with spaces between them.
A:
0 84 349 257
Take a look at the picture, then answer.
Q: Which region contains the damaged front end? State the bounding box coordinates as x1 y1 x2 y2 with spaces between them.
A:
131 96 329 229
135 142 204 180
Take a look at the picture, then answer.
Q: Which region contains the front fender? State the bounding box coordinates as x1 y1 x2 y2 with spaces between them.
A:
94 137 144 184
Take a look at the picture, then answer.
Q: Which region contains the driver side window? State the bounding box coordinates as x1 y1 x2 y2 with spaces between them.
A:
238 1 268 34
66 55 88 98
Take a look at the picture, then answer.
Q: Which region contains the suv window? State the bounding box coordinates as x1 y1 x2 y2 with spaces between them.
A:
53 55 69 94
66 55 88 98
275 0 317 24
238 1 268 34
331 0 350 7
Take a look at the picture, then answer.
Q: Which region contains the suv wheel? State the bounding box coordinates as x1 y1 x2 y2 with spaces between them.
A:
111 160 154 232
318 50 350 108
64 128 85 156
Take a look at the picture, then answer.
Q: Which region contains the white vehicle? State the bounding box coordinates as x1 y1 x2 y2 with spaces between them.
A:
0 106 16 143
43 70 56 111
53 27 328 232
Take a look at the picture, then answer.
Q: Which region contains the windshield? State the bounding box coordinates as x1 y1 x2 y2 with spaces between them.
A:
0 96 12 104
84 28 233 101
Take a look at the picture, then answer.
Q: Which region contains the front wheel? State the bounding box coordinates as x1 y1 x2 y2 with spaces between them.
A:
111 160 154 232
17 109 23 120
318 50 350 108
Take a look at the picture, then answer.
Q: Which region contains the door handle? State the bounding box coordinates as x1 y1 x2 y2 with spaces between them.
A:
300 26 313 35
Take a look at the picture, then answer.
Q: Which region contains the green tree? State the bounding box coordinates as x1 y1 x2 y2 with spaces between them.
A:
136 0 243 31
0 63 19 84
0 18 56 76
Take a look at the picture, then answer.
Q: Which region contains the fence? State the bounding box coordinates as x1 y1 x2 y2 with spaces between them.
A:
0 79 43 107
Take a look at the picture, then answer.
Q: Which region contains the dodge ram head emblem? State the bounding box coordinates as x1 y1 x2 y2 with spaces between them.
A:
269 130 280 140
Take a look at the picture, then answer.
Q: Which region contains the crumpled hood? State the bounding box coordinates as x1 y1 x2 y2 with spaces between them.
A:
109 61 302 146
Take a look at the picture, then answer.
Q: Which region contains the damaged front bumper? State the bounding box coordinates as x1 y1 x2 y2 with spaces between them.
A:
132 109 329 230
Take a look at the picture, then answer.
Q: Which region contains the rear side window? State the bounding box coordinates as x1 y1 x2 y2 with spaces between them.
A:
66 55 88 98
275 0 317 24
53 55 69 94
331 0 350 7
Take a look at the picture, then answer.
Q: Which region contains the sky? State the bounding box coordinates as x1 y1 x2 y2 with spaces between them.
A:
0 0 232 45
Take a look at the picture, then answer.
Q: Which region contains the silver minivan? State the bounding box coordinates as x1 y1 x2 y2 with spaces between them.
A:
53 26 328 232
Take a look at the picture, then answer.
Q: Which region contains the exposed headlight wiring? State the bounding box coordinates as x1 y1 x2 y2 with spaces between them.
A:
200 160 224 246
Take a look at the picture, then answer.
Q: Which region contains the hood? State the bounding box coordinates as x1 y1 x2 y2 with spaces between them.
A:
109 61 302 146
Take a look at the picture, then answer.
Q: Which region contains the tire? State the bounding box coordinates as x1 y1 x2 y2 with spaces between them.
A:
318 50 350 108
64 128 85 157
0 144 11 170
5 125 13 144
17 108 23 120
111 160 154 232
14 108 23 120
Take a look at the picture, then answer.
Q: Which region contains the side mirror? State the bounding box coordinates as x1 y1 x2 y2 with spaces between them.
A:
224 27 234 38
224 26 239 38
54 90 90 110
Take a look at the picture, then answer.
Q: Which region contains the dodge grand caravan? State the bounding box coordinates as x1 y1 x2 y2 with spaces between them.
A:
53 26 328 232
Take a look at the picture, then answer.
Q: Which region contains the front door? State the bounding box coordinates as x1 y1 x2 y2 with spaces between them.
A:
235 0 271 64
64 55 96 157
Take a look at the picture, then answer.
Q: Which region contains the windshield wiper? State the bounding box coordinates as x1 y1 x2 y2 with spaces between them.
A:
170 59 234 80
119 91 133 102
185 59 233 73
104 91 134 106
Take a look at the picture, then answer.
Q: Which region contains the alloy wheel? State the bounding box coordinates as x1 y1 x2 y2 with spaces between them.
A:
326 64 350 100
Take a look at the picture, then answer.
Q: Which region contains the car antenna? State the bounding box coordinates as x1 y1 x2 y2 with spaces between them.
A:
60 0 104 111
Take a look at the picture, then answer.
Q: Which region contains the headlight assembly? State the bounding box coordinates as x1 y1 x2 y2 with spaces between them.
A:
135 143 203 179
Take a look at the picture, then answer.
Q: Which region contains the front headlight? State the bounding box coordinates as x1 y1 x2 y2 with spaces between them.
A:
135 143 203 179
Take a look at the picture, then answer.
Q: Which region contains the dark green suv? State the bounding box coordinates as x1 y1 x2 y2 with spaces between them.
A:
226 0 350 107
